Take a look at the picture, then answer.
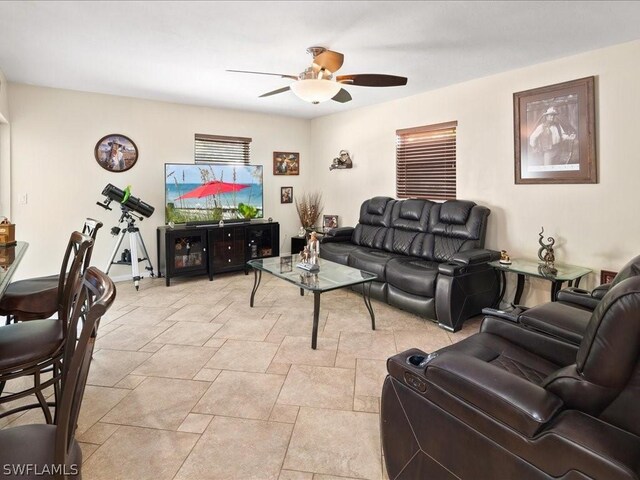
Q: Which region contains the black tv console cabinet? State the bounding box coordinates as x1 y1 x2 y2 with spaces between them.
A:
157 221 279 286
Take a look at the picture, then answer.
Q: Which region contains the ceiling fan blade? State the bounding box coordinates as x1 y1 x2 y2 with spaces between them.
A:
336 74 408 87
331 88 352 103
259 86 291 98
313 50 344 73
227 69 298 80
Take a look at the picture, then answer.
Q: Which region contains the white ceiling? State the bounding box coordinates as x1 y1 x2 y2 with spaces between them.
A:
1 1 640 119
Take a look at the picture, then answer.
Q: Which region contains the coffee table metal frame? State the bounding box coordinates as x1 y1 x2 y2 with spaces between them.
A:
247 256 376 349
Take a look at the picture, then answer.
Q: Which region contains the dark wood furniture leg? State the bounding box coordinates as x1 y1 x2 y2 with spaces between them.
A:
363 282 376 330
311 292 321 349
513 274 526 305
250 269 262 307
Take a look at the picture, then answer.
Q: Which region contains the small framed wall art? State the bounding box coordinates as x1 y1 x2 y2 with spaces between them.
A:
323 215 338 230
514 76 596 184
273 152 300 175
281 186 293 204
94 134 139 172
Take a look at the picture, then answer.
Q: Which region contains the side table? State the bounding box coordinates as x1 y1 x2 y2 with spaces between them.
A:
489 258 592 305
291 235 306 255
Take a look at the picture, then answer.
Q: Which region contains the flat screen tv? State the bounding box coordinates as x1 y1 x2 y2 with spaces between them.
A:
165 163 263 225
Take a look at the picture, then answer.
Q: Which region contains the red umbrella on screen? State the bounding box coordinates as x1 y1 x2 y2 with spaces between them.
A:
176 180 250 200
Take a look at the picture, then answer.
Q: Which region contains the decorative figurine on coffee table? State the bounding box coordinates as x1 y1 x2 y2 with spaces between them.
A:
308 231 320 264
537 227 557 275
499 250 512 265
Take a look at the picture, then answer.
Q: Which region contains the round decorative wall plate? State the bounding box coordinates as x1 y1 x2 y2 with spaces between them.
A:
94 134 138 172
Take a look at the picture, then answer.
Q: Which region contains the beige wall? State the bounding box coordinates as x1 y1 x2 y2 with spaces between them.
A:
8 84 311 280
0 68 10 218
310 40 640 305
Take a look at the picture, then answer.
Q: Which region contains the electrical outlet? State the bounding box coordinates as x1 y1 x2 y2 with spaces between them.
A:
19 194 28 205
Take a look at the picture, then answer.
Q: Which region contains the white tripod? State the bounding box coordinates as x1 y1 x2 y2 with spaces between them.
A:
105 206 155 290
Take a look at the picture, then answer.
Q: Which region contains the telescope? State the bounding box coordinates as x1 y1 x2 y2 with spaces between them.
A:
97 184 155 218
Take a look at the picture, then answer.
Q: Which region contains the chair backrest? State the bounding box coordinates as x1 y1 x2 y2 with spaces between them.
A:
610 254 640 287
81 218 103 271
543 276 640 433
56 232 94 333
54 266 116 469
352 197 395 249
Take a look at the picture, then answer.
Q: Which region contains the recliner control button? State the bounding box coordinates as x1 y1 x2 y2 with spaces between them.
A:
404 372 427 392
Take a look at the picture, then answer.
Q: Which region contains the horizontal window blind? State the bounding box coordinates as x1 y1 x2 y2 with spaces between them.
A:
195 134 252 164
396 121 457 201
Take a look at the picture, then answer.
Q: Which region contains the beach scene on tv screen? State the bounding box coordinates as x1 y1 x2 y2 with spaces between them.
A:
165 163 263 223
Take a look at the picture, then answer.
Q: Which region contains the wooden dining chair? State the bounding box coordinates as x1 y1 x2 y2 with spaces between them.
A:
0 218 102 324
0 266 116 480
0 232 93 423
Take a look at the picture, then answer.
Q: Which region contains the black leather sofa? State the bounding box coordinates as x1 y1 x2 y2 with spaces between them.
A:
320 196 499 332
381 276 640 479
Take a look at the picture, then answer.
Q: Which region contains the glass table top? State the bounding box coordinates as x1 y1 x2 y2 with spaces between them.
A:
489 258 592 281
0 242 29 298
247 256 376 292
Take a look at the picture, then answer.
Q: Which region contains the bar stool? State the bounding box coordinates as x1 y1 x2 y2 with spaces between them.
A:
0 219 102 323
0 232 93 423
0 266 116 479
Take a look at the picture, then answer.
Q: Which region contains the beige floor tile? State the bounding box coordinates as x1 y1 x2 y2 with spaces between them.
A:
278 365 354 411
137 342 164 353
213 314 278 341
193 368 222 382
132 344 218 379
272 336 338 367
87 349 152 387
165 303 229 323
322 310 376 336
174 416 292 480
153 321 223 346
205 339 279 372
79 442 99 463
75 386 130 436
193 371 284 420
78 422 120 445
112 306 179 326
313 475 363 480
266 311 328 340
170 291 232 308
280 471 313 480
96 324 170 351
355 359 388 398
267 362 291 375
284 407 381 480
393 327 452 354
129 292 188 308
177 413 213 433
114 374 147 390
203 337 227 348
82 425 199 480
353 395 380 413
101 377 210 430
270 403 299 424
337 331 397 362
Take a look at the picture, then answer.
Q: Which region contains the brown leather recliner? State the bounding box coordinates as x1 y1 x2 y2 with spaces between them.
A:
381 276 640 479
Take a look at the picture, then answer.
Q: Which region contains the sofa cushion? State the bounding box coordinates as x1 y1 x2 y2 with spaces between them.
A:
386 257 440 298
348 248 400 281
319 242 359 266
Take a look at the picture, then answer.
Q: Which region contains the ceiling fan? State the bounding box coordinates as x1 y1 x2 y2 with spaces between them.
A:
228 46 408 104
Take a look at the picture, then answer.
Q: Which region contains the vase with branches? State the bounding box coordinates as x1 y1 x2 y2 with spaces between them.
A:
295 191 324 230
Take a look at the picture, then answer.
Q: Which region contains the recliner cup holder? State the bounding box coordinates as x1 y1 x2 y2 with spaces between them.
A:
406 354 433 368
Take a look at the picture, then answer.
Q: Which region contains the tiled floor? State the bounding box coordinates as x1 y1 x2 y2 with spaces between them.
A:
1 271 480 480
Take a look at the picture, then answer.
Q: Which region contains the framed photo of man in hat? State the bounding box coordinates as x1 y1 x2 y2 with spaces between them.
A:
514 76 596 184
94 134 139 172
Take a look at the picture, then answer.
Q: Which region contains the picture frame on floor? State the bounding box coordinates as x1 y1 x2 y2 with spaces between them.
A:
514 76 597 184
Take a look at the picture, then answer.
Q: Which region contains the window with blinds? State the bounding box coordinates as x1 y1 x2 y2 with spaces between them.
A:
396 121 457 201
194 134 252 164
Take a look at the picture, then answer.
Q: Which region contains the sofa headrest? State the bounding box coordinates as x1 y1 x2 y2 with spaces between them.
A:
440 200 475 225
390 199 433 233
367 196 393 215
611 254 640 287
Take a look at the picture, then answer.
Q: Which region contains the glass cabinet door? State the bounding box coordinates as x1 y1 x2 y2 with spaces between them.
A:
171 234 206 272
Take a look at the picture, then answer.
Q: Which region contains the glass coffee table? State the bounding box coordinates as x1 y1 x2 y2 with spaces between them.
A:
247 256 377 349
489 258 592 304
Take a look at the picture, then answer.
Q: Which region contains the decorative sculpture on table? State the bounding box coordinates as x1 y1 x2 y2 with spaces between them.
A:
537 227 557 274
297 232 320 272
308 231 320 264
329 150 353 171
499 250 512 265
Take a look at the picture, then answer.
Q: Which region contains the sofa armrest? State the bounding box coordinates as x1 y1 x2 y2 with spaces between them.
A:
592 283 611 300
320 227 354 243
556 287 600 310
438 249 500 275
424 352 563 437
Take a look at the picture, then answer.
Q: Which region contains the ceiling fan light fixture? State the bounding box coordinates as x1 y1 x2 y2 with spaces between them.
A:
290 79 341 104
